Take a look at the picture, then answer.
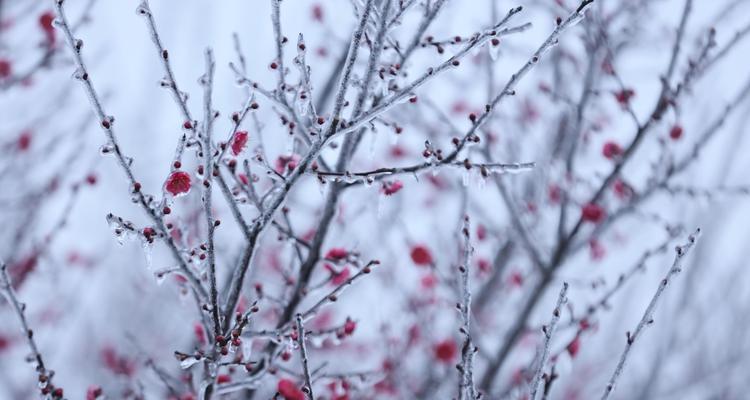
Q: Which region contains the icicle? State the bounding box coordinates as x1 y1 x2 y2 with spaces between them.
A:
242 341 253 361
285 134 295 154
343 172 356 184
106 213 136 245
152 266 180 285
377 192 387 220
488 40 501 60
295 92 310 116
99 143 115 156
135 1 150 16
177 286 189 301
462 169 472 187
328 333 343 347
146 195 160 209
198 73 209 86
487 162 535 175
369 129 378 159
567 10 588 28
431 162 440 177
394 93 413 105
141 241 153 269
159 76 173 88
376 77 389 97
72 68 86 81
390 131 400 146
153 271 167 286
309 335 326 348
317 177 327 196
477 175 487 190
180 357 200 370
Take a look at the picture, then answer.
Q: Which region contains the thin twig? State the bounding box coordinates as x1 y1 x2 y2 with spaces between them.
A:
54 0 207 303
330 161 536 182
270 0 287 93
297 260 379 324
457 216 477 400
600 229 701 399
1 260 59 396
330 14 531 142
548 232 680 332
665 0 693 83
529 283 568 400
138 0 196 162
296 314 316 400
478 0 703 390
221 0 378 338
200 49 222 342
399 0 448 63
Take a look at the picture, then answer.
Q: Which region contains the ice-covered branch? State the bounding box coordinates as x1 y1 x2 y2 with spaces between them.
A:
137 0 211 176
1 260 61 398
297 260 379 323
664 0 693 83
54 0 208 303
138 0 258 242
200 49 222 342
600 229 701 399
457 216 477 400
399 0 448 62
295 314 316 400
529 282 568 400
325 161 536 185
221 0 378 339
330 11 531 142
551 232 680 332
270 0 287 93
0 0 97 90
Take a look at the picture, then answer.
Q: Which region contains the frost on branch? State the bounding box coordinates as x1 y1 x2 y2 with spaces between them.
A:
3 0 749 398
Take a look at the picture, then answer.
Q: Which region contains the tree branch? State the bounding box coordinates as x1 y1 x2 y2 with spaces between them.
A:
529 283 568 400
295 314 315 400
600 229 701 399
1 260 60 397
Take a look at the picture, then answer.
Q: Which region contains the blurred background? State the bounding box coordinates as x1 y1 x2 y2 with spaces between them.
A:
1 0 750 399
